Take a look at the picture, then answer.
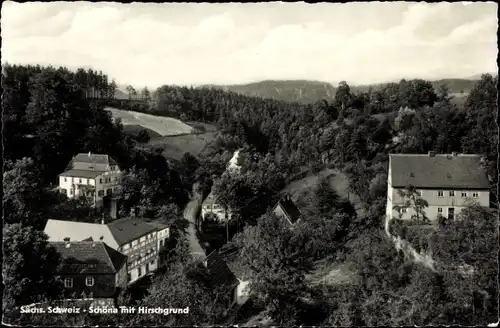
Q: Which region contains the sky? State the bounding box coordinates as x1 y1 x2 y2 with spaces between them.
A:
1 1 498 88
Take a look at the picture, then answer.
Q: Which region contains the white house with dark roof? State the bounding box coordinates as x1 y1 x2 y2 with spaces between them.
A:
386 152 491 222
58 152 121 208
44 217 168 285
201 188 232 222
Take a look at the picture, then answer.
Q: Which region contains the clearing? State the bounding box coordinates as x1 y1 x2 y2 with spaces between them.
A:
105 107 194 136
146 132 218 160
281 168 363 212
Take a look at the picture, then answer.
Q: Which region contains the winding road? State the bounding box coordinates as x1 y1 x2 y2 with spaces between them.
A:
183 190 206 260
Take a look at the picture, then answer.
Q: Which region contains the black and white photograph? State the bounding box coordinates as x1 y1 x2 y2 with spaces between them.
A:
2 1 498 326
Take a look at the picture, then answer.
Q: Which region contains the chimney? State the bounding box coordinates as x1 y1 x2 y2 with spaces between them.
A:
99 236 104 241
452 152 458 157
88 151 91 157
101 213 105 225
91 243 96 248
63 237 70 242
428 151 436 157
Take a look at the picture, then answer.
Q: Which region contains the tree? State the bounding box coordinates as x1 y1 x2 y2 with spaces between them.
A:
234 214 315 325
3 224 64 318
3 157 59 229
393 185 429 223
128 260 227 326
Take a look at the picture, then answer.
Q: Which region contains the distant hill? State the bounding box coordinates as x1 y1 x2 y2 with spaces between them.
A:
208 80 336 104
206 77 489 104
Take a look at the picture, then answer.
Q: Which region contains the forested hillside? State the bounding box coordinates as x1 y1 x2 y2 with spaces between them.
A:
197 78 485 104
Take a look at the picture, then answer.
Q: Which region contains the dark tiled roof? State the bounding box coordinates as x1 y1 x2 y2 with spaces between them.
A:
73 153 118 165
389 154 490 189
274 195 302 224
205 251 239 291
107 217 158 246
51 241 127 274
70 153 119 172
59 169 104 178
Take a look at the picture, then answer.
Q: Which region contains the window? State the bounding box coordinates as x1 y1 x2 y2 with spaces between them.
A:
64 177 67 182
99 178 103 183
401 208 407 213
123 243 130 250
69 189 73 195
86 179 89 184
64 278 73 288
79 178 82 183
437 191 444 197
160 239 164 247
449 191 455 197
151 260 155 265
98 190 104 197
461 192 467 198
85 277 94 286
138 267 142 277
448 208 455 220
146 263 150 273
127 273 132 282
132 240 138 247
438 207 443 214
472 192 479 198
106 188 112 195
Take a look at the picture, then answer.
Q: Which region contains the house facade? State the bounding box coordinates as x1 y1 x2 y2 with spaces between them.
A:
44 218 168 285
201 189 232 222
386 152 490 222
203 250 240 312
272 194 302 226
50 240 128 308
58 152 121 208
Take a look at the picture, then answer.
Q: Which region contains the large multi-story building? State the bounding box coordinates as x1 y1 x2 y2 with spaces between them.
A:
386 152 491 222
58 153 121 208
50 240 128 308
44 218 169 285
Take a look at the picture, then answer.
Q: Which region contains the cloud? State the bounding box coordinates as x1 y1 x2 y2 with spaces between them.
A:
1 1 497 87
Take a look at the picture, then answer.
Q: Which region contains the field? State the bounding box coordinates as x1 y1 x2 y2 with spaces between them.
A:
122 124 162 139
146 132 218 160
105 107 194 136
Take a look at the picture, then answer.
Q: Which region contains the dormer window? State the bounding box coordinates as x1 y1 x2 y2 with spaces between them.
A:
86 277 94 286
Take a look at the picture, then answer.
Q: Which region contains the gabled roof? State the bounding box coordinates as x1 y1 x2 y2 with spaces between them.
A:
51 241 127 274
107 217 158 246
204 251 239 291
69 153 119 172
44 220 119 249
389 153 490 189
44 218 161 249
273 195 302 225
58 169 104 179
73 153 118 166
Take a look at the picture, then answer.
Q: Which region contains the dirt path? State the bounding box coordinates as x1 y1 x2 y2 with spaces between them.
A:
183 193 205 259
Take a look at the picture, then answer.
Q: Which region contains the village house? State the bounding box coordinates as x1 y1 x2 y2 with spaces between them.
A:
272 194 302 226
386 152 491 222
44 217 170 285
202 250 240 312
58 152 121 209
50 240 128 308
201 189 232 222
